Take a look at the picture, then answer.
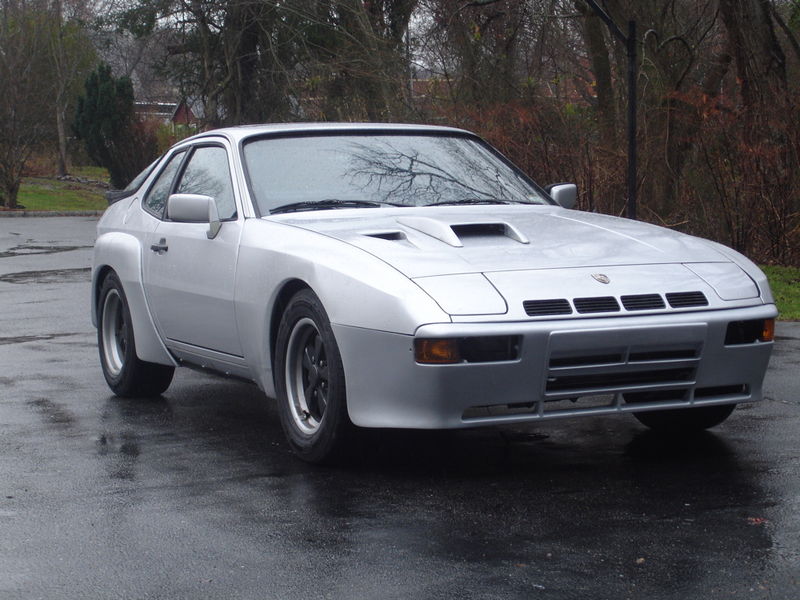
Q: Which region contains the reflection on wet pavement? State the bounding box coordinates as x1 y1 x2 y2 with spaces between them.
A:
27 397 76 428
0 244 92 258
0 267 90 284
2 217 798 599
0 333 81 345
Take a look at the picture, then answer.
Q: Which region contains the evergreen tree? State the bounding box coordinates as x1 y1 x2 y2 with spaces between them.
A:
74 63 156 189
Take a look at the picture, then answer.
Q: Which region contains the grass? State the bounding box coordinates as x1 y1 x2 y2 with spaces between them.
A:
762 265 800 321
14 176 107 211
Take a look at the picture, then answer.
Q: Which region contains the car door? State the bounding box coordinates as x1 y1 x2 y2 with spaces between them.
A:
143 142 244 358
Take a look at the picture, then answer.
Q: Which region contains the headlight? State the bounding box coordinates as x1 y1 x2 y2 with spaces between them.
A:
413 273 507 315
684 263 759 300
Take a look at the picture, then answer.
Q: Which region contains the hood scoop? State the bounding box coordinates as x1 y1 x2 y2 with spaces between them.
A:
363 231 407 241
396 216 529 247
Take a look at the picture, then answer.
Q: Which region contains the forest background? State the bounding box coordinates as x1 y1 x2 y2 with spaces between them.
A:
1 0 798 267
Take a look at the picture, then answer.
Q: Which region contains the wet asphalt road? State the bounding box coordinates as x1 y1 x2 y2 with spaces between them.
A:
1 216 798 599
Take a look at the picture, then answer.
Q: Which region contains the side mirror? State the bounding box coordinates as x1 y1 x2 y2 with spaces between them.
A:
167 193 221 239
546 183 577 210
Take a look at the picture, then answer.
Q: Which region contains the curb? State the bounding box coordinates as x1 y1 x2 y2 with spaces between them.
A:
0 210 105 218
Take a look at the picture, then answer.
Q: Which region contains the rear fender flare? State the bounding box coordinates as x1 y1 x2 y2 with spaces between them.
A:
92 232 176 366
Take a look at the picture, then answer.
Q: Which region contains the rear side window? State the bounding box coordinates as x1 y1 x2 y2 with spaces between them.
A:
176 146 237 221
143 150 186 217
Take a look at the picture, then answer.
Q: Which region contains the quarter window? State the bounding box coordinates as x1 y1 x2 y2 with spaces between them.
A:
143 150 186 217
176 146 237 221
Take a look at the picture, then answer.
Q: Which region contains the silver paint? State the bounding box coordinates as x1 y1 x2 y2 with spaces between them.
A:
92 123 778 429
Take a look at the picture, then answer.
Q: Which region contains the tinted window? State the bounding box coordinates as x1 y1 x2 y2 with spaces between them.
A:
242 133 551 214
144 150 186 217
176 146 237 220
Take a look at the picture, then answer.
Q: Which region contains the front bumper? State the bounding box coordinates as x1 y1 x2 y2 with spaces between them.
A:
333 304 776 429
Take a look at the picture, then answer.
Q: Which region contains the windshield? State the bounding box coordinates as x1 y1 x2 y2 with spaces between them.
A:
242 132 552 215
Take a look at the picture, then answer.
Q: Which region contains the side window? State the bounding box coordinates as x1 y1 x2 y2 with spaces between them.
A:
176 146 237 221
143 150 186 217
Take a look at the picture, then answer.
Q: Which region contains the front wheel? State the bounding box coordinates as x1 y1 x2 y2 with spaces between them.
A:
633 404 736 432
98 272 174 397
274 289 353 463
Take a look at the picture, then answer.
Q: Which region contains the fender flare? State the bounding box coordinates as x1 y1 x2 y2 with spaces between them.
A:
92 232 177 366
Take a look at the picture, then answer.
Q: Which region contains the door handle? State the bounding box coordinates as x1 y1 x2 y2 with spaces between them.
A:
150 238 168 254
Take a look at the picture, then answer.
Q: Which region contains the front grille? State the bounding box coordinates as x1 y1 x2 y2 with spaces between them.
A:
546 367 695 392
629 349 698 362
550 353 623 368
624 389 688 403
523 298 572 316
695 384 748 398
621 294 666 311
574 296 620 314
666 291 708 308
523 291 710 319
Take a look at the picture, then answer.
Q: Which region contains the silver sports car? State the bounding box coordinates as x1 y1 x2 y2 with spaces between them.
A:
92 123 777 462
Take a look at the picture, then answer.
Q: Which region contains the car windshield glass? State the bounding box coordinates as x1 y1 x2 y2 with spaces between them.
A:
242 133 552 214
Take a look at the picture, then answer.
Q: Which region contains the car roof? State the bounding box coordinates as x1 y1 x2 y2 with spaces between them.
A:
181 122 474 145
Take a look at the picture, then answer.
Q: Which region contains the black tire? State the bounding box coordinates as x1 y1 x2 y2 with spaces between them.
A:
274 289 354 463
97 272 174 397
633 403 736 432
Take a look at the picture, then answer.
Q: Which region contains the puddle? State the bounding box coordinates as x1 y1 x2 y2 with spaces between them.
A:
97 432 141 480
0 268 90 284
28 397 76 427
0 244 92 258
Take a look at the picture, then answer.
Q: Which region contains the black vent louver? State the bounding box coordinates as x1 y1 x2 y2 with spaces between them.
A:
621 294 666 311
523 299 573 317
666 291 708 308
573 296 621 314
450 223 506 237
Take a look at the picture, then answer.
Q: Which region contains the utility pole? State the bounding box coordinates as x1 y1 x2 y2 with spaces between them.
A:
583 1 637 220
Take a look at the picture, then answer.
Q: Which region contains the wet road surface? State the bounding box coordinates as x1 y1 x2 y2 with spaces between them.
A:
1 217 798 599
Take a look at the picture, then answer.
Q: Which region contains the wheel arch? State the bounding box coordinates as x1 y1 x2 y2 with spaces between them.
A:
92 264 115 327
235 219 451 397
269 278 312 373
92 232 176 367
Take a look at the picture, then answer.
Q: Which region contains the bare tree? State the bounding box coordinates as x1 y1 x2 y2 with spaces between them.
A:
719 0 787 116
0 0 57 208
49 0 96 176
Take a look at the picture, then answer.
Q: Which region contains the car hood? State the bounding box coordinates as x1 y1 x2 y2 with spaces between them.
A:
274 205 729 278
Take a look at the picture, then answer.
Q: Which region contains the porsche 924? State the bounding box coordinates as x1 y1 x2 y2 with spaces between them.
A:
92 123 776 462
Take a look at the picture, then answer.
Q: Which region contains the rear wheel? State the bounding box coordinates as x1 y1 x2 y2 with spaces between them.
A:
633 404 736 432
274 289 353 463
98 272 174 397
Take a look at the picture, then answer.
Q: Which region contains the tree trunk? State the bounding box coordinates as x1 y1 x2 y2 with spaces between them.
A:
2 175 20 209
56 105 67 176
576 0 617 146
719 0 787 116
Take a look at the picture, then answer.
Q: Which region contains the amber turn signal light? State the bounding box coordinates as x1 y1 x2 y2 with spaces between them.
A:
760 318 775 342
415 339 461 364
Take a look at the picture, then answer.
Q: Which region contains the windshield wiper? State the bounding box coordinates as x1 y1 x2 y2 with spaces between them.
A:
426 198 518 207
270 199 392 214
